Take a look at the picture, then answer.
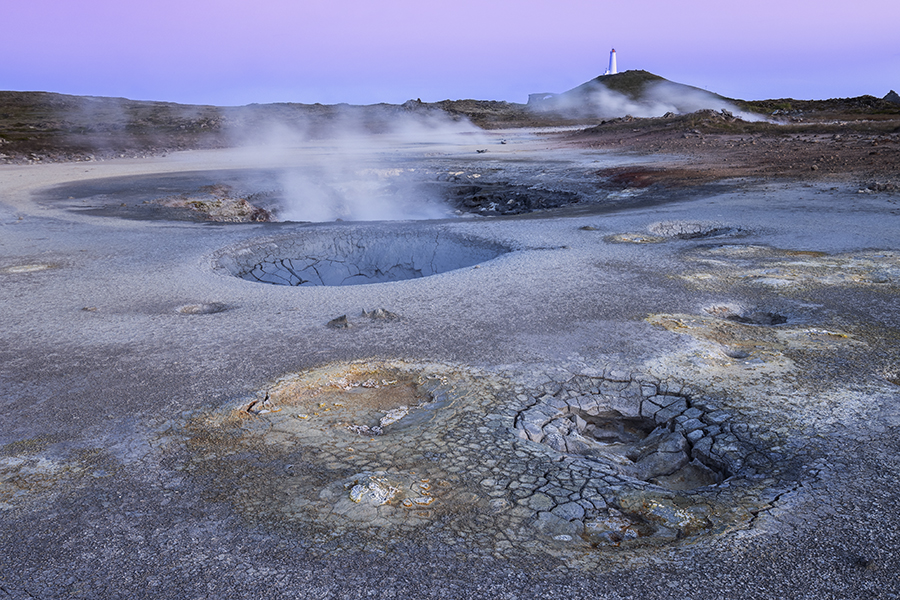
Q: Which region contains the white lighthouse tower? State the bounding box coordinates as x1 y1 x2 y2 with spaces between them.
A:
603 48 618 75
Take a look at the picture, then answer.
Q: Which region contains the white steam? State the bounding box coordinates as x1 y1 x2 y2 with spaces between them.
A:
228 108 487 222
539 81 765 122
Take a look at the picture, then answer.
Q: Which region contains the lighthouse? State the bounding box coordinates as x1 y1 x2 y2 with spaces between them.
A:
604 48 618 75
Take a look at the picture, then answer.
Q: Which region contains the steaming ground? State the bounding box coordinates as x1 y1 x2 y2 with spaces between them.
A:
28 126 671 224
1 126 900 599
227 110 490 222
533 79 765 122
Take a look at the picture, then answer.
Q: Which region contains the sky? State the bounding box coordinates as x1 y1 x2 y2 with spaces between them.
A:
3 0 899 106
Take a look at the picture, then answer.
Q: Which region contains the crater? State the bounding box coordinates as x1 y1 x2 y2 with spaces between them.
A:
177 362 497 542
706 305 789 326
38 169 586 223
515 384 743 492
217 228 510 286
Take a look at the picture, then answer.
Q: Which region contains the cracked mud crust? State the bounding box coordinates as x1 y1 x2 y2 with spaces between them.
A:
168 360 794 568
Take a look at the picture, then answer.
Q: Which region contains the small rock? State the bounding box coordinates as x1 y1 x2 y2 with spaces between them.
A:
327 315 350 329
703 410 731 425
686 429 705 444
678 418 705 433
362 308 400 321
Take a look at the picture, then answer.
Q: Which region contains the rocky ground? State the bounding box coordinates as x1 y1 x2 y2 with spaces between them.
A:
571 105 900 190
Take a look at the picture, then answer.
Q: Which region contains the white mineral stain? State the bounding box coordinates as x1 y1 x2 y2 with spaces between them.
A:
349 475 399 506
379 406 409 428
3 264 53 273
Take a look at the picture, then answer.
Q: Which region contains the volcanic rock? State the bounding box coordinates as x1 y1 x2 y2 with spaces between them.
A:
327 315 350 329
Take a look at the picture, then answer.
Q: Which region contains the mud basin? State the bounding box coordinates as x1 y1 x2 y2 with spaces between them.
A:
173 361 789 565
217 227 511 286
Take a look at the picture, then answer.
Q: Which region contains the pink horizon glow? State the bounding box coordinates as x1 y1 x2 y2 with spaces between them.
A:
3 0 898 106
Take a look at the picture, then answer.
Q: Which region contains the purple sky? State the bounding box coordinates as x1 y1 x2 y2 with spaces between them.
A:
4 0 899 106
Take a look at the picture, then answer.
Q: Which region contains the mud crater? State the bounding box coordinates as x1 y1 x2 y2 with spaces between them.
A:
217 228 510 286
175 362 784 561
177 362 499 544
435 180 581 215
705 304 790 326
605 220 743 245
648 220 743 240
515 375 766 491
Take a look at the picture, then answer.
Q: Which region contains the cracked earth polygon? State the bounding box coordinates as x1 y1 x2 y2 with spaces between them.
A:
174 361 789 565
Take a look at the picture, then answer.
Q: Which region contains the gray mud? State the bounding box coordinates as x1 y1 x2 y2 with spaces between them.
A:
1 133 899 599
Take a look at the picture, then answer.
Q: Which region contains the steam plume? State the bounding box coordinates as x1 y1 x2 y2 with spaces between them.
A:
225 106 487 222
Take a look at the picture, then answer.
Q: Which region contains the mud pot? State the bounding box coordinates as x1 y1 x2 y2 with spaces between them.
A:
170 360 795 567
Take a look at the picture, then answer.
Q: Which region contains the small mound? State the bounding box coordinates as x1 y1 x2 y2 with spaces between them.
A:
177 302 229 315
648 220 739 239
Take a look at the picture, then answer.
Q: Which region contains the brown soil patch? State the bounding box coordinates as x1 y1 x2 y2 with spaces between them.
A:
568 109 900 188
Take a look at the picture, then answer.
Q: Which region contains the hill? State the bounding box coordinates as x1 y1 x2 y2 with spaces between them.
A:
562 70 696 101
528 70 741 118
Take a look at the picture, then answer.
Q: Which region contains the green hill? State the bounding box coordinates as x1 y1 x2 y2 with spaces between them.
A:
559 69 727 103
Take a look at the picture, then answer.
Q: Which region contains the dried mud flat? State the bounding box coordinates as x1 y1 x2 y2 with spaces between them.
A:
1 94 899 599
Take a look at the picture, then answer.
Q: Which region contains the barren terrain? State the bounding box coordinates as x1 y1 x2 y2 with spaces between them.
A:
1 86 900 599
3 88 898 193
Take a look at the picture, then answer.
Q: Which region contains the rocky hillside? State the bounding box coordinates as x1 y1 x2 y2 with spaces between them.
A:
0 91 229 162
